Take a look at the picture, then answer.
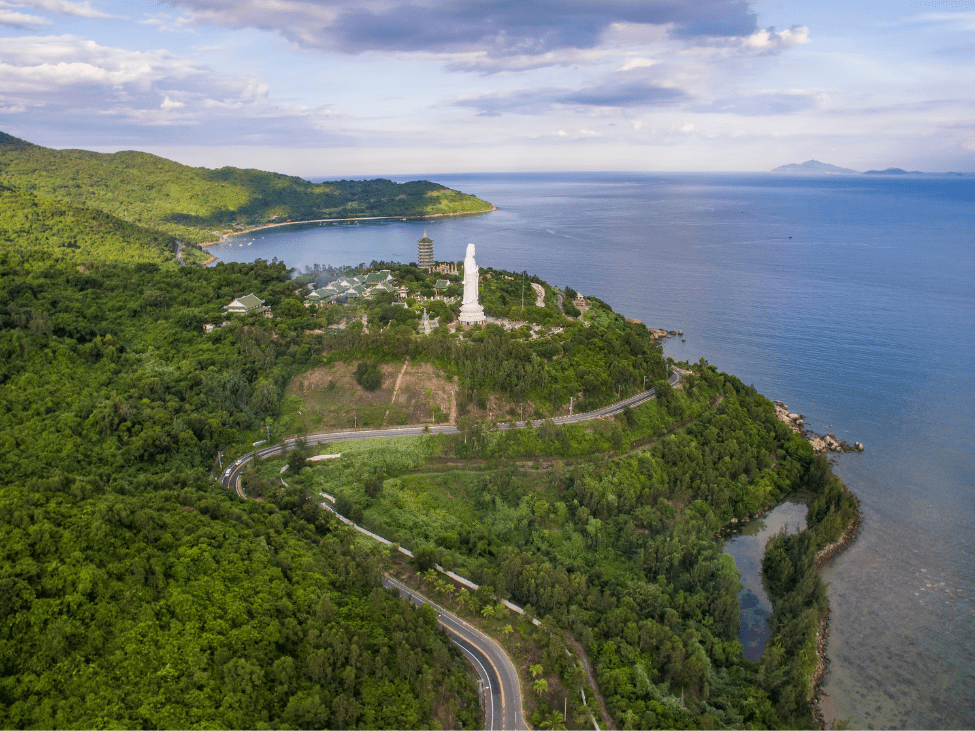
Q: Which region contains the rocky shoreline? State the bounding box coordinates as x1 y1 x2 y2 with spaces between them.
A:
773 401 864 455
773 400 863 729
808 482 862 729
649 327 683 341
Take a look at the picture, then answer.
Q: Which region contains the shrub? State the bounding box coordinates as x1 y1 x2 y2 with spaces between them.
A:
354 360 383 391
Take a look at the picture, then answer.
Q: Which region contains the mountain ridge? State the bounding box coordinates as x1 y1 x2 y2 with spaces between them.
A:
0 131 495 246
770 160 859 174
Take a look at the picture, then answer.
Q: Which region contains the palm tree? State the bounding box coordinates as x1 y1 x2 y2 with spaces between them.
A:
532 678 548 698
539 710 567 730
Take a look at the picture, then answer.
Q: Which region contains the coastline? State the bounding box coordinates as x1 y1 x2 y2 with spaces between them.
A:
773 401 863 729
197 206 498 248
809 483 862 729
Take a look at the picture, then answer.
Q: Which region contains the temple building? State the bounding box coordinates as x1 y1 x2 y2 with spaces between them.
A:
305 270 397 304
224 293 271 317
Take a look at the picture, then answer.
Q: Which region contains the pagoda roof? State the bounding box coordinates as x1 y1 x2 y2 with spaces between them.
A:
363 271 393 284
224 293 264 310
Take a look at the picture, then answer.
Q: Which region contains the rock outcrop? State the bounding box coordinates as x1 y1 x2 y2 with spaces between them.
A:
773 401 864 455
647 328 682 340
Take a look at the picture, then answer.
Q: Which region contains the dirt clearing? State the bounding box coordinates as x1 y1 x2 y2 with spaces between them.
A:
283 360 458 432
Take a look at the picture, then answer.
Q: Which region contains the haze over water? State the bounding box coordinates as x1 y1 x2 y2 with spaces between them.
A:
208 172 975 729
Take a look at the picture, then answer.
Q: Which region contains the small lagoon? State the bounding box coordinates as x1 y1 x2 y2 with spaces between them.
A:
723 499 809 661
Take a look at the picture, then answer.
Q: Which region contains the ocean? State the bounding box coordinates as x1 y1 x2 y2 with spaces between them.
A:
206 171 975 730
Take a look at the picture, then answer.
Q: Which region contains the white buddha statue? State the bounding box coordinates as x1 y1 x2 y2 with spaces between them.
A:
458 243 486 325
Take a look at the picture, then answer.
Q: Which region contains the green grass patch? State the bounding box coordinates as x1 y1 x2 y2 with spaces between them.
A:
278 391 390 433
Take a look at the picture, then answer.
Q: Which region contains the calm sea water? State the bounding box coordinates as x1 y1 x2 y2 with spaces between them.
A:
208 172 975 729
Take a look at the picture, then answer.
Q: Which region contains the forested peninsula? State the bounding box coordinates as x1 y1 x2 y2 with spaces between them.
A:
0 131 493 254
0 135 857 730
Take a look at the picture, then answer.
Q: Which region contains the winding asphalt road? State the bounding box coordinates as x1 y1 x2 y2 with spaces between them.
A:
220 369 681 498
218 368 682 729
383 575 525 731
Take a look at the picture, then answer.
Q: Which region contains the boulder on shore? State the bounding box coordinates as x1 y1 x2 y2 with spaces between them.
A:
774 401 861 454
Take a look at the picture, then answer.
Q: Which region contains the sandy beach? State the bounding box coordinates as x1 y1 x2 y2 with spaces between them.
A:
197 207 497 248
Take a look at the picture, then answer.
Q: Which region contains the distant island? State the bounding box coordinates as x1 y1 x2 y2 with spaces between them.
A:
772 160 968 176
862 167 920 175
770 160 859 174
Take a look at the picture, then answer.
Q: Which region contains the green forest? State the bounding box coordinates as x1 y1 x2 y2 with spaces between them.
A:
0 143 857 728
0 185 200 271
0 258 485 729
265 361 854 729
0 131 493 246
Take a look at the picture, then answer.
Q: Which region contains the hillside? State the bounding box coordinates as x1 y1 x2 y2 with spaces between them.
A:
0 132 494 245
0 243 856 726
0 258 485 729
0 185 206 269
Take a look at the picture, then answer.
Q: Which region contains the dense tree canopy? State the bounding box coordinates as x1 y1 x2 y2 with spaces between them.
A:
0 186 195 270
0 232 855 728
0 478 477 729
0 132 493 245
0 257 479 729
280 361 855 729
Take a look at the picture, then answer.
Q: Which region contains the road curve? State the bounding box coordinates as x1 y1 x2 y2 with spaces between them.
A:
383 576 527 730
219 369 681 497
217 368 684 724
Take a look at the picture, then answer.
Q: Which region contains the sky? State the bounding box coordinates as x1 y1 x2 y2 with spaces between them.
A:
1 0 973 175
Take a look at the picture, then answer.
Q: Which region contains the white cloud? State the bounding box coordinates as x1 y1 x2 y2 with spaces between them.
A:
163 0 767 62
454 80 690 116
600 22 672 47
617 57 658 72
691 89 826 116
550 128 603 141
743 25 809 53
2 0 964 173
671 24 810 61
0 34 346 144
904 11 975 31
0 4 51 27
0 36 194 93
444 47 613 74
137 13 198 33
0 100 28 112
17 0 115 19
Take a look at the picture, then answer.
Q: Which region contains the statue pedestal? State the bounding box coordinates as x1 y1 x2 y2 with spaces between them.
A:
458 301 486 325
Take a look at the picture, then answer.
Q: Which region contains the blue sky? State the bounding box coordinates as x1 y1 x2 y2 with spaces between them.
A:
1 0 973 175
